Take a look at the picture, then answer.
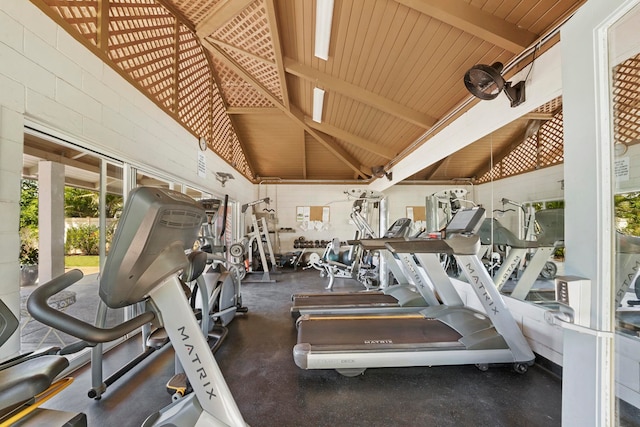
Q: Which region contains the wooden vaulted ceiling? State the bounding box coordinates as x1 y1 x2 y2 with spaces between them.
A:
32 0 585 184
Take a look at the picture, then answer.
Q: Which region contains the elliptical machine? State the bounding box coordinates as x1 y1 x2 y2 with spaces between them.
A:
195 196 247 329
28 187 247 426
0 299 87 425
166 196 248 400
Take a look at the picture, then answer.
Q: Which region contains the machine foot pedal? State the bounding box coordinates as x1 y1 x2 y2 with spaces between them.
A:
146 328 169 349
166 373 191 401
207 325 229 354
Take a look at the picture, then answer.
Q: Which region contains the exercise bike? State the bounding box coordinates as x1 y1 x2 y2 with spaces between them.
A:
28 186 247 426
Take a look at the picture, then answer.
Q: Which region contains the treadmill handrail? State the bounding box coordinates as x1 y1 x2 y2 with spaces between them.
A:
27 269 155 345
355 237 408 250
385 234 480 256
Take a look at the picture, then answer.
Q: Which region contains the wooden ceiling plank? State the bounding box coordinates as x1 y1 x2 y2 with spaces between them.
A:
265 0 290 109
205 40 367 179
195 0 255 38
394 0 538 53
289 106 366 179
423 157 448 180
304 118 396 160
290 106 368 180
284 57 437 129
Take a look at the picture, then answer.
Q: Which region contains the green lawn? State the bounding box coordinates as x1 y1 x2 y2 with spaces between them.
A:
65 255 100 268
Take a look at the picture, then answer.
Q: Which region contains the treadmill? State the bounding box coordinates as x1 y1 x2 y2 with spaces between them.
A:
478 211 563 300
293 207 535 377
291 218 436 319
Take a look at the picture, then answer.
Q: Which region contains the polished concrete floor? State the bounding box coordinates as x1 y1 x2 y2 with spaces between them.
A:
24 269 639 426
32 269 560 426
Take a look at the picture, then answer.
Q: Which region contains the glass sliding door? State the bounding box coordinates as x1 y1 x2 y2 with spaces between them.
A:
607 2 640 424
20 130 126 364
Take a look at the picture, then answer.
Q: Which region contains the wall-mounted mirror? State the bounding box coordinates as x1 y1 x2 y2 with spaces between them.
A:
403 97 566 306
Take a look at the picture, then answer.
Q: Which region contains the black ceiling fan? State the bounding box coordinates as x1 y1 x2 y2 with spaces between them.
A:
464 62 526 108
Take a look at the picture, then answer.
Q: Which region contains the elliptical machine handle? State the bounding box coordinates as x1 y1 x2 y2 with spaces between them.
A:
27 269 155 345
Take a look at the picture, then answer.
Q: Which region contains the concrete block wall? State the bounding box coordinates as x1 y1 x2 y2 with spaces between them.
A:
0 108 24 359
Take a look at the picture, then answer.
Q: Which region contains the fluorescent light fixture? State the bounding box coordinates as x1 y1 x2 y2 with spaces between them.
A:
312 87 325 123
314 0 334 60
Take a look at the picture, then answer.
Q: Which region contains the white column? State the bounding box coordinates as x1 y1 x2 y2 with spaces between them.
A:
38 161 66 284
560 0 634 425
0 107 24 359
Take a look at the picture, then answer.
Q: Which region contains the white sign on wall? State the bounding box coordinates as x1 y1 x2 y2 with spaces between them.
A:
615 156 630 182
197 151 206 178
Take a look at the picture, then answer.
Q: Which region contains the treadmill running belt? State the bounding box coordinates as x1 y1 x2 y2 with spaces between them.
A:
293 293 398 308
297 316 463 351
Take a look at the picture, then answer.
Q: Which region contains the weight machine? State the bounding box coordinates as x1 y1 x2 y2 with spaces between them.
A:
241 198 278 283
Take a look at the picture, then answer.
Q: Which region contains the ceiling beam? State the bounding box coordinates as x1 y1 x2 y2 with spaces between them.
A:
284 58 437 129
227 107 282 114
394 0 538 53
24 145 100 175
265 0 290 109
524 112 555 120
304 118 397 160
66 177 100 190
206 37 275 67
196 0 255 38
205 40 368 179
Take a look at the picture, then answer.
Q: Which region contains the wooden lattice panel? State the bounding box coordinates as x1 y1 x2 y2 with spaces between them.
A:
532 96 562 115
210 87 233 159
477 112 565 183
537 113 565 167
171 0 224 26
232 137 253 179
220 48 282 102
208 85 253 179
206 0 283 105
43 0 98 45
108 1 176 110
33 0 255 181
211 1 275 62
476 166 500 184
499 136 538 179
613 55 640 146
211 56 275 108
176 24 212 138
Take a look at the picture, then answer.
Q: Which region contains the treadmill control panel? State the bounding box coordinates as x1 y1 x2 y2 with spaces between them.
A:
383 218 412 238
445 207 485 236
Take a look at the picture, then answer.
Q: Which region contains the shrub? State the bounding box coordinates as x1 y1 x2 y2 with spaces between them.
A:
66 224 100 255
19 226 39 265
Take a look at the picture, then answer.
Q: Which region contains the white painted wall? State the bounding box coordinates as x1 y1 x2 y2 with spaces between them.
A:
265 183 480 253
258 184 371 253
0 1 255 358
